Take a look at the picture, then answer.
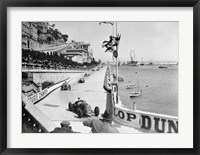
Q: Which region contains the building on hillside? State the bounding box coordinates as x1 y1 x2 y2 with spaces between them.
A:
79 42 90 51
22 22 66 50
22 22 31 49
22 22 39 50
36 22 48 34
60 41 94 64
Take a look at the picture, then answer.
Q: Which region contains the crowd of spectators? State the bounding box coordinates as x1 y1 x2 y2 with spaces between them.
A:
22 49 100 70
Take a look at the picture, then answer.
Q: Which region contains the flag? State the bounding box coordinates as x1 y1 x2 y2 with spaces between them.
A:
105 47 114 53
99 22 114 26
102 34 121 52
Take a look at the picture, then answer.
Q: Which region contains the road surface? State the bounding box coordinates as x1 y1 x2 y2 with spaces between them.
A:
36 66 140 133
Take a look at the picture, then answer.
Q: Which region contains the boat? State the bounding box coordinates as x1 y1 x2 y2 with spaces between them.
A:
126 84 136 89
148 58 153 65
158 65 168 69
129 91 142 97
129 81 142 97
127 50 138 66
140 57 144 65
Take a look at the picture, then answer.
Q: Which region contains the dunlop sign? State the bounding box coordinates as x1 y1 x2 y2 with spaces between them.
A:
113 106 141 129
111 83 178 133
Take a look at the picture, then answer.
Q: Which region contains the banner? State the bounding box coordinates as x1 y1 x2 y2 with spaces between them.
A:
110 82 178 133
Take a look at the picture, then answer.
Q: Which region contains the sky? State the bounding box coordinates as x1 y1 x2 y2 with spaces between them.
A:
49 22 178 63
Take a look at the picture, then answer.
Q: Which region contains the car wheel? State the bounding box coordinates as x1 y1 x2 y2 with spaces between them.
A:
68 102 72 111
94 107 100 116
77 108 83 118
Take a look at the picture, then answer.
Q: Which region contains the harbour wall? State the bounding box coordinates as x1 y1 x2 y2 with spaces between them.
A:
32 72 85 84
22 69 89 84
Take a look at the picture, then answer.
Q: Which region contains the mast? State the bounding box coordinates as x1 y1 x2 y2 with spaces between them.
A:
130 50 132 61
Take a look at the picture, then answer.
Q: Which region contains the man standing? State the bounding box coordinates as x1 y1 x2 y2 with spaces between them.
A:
83 110 119 133
50 121 77 133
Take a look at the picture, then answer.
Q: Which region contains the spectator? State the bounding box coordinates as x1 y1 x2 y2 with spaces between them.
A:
50 121 77 133
83 110 119 133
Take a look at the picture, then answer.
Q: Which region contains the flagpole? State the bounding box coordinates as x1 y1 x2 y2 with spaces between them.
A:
99 22 115 68
112 23 114 72
116 22 118 85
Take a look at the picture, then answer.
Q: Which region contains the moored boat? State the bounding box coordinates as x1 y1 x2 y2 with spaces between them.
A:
129 81 142 97
127 50 138 66
158 65 168 69
126 84 136 89
140 57 144 65
129 91 142 97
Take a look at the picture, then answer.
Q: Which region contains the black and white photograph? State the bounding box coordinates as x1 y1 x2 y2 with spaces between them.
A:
21 21 178 134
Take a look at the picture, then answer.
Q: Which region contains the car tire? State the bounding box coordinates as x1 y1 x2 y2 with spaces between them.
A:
94 107 100 116
68 102 72 111
77 108 83 118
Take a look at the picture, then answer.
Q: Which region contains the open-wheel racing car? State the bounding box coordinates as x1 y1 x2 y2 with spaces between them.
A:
61 82 71 91
78 78 85 83
68 100 100 118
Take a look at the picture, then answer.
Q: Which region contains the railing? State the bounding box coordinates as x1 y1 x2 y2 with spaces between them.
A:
33 43 67 52
22 67 89 72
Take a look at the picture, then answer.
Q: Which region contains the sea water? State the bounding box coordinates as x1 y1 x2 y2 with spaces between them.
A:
118 65 178 116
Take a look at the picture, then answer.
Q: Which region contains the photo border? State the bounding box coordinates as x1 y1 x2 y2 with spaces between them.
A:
0 0 199 154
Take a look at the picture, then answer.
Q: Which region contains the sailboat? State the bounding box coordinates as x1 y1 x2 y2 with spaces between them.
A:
126 84 136 89
140 57 144 65
129 81 142 97
127 50 138 66
148 58 153 65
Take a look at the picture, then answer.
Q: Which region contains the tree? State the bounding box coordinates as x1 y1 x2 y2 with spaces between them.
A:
62 34 68 42
37 30 42 36
47 36 52 42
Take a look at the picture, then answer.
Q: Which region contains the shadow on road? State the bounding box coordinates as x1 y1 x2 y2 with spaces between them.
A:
43 104 60 107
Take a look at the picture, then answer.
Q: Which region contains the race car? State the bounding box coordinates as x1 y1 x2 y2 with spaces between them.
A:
68 100 100 118
61 82 71 91
84 73 90 77
78 78 85 83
